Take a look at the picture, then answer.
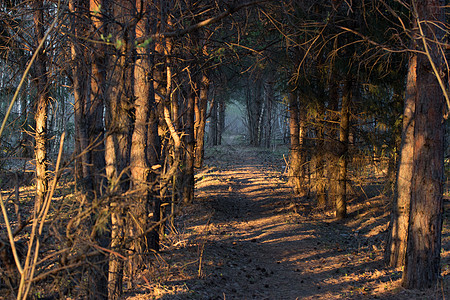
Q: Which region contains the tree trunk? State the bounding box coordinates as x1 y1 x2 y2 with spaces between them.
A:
69 1 110 298
385 84 404 196
32 0 49 209
88 0 107 192
288 87 308 197
147 97 161 251
246 79 263 146
326 71 340 209
20 79 33 161
263 78 273 149
209 96 218 146
104 1 135 298
71 0 91 192
336 77 352 220
315 101 326 208
298 101 308 198
316 137 326 207
385 54 416 268
129 1 151 283
402 0 445 289
194 72 210 168
218 94 225 145
288 88 302 194
183 80 196 204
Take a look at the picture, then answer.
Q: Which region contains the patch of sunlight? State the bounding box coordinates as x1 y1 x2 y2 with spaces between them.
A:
260 234 310 245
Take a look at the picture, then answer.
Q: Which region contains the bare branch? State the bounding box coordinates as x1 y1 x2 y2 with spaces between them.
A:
136 0 269 44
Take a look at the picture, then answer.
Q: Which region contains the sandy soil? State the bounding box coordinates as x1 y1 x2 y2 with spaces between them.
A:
127 144 450 300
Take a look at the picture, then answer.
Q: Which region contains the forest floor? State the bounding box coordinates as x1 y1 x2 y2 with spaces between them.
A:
129 138 450 299
0 137 448 300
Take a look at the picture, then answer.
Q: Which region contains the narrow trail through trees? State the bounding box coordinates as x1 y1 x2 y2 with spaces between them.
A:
191 145 375 299
198 145 314 299
135 142 449 300
194 145 331 299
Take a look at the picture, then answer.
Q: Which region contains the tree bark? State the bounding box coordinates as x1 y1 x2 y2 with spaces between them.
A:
385 54 416 268
144 4 163 253
104 1 135 298
194 71 210 168
20 79 33 161
336 77 352 220
147 94 161 252
288 88 302 194
246 79 263 146
183 78 196 204
69 1 110 298
32 0 49 209
326 71 340 209
263 78 273 149
316 102 326 208
288 87 308 197
88 0 107 193
129 0 151 282
71 0 92 192
218 95 225 145
209 93 218 146
402 0 445 289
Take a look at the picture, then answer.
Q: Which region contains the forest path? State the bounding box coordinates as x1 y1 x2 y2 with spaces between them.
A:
192 145 331 299
133 143 448 300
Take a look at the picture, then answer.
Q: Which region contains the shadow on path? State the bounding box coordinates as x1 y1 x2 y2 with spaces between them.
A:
130 144 450 300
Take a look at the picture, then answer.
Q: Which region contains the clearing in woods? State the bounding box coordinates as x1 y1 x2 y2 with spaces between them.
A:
129 140 450 299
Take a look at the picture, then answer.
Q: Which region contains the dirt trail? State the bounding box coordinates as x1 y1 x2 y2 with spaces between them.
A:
195 146 313 299
132 145 449 300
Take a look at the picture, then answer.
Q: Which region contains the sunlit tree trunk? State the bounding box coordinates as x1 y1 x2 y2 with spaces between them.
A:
402 0 445 289
142 4 162 253
385 55 416 268
129 0 151 283
32 0 49 209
